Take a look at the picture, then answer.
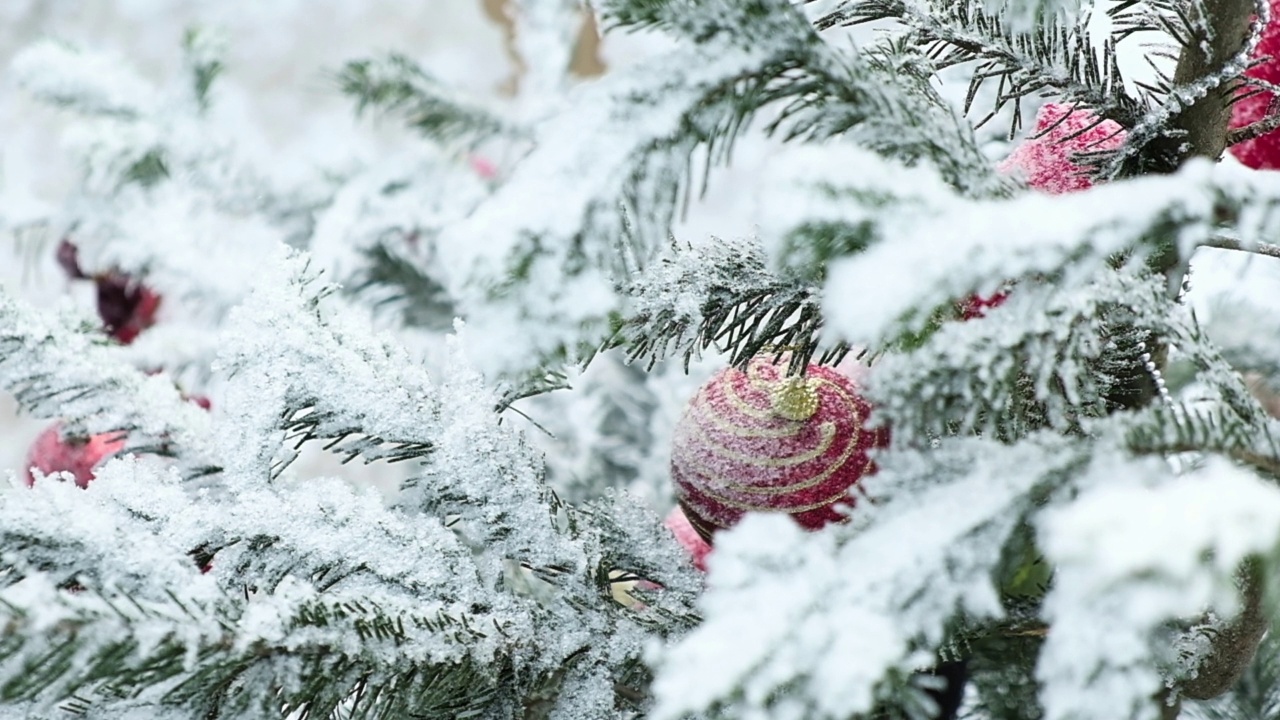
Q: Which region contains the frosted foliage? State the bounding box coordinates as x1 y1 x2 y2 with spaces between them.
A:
521 351 720 506
0 290 217 472
212 250 445 480
436 46 764 377
7 33 332 382
11 40 155 116
870 268 1170 442
749 142 952 271
1 245 699 713
651 437 1062 719
1038 456 1280 720
983 0 1084 30
309 153 487 285
823 159 1227 343
0 459 215 600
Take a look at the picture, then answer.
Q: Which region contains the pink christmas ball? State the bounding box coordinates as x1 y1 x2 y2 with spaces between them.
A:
1229 0 1280 169
998 103 1126 194
670 357 886 542
25 423 126 488
664 506 712 571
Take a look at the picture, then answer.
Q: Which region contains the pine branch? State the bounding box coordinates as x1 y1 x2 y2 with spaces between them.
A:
346 243 458 331
441 0 1001 379
1113 0 1263 177
599 0 817 48
873 267 1169 446
213 257 446 480
337 54 524 148
10 40 155 118
1199 235 1280 261
0 574 511 719
181 27 225 112
819 158 1280 346
619 237 847 376
813 0 1143 132
0 289 220 479
651 434 1079 719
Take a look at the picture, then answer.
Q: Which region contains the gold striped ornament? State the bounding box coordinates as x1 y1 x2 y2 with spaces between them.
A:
670 357 887 542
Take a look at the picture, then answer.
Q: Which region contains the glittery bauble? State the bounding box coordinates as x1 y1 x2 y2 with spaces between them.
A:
1229 0 1280 169
24 423 126 488
998 103 1126 194
665 506 712 572
670 358 886 541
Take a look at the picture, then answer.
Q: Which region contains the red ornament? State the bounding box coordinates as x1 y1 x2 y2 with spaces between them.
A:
670 357 886 542
998 103 1126 194
959 291 1009 320
1229 0 1280 168
24 423 126 489
95 274 161 344
56 240 161 345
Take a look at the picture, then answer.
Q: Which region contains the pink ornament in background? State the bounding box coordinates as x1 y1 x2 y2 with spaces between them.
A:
664 506 712 571
1229 0 1280 169
24 423 126 489
469 155 499 181
670 357 887 543
998 103 1126 194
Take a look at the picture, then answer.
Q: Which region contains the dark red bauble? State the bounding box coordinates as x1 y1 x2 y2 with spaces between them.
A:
670 357 887 543
959 291 1009 320
56 240 161 345
96 275 161 345
24 423 126 488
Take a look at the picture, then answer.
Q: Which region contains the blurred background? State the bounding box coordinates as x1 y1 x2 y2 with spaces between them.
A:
0 0 514 483
0 0 734 496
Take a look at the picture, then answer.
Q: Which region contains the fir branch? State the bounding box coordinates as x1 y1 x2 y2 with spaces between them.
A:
438 0 1000 379
337 54 524 148
813 0 1143 132
1226 111 1280 145
619 237 846 376
0 289 220 479
819 158 1280 345
181 27 225 112
1112 0 1263 177
345 242 458 332
10 39 154 118
599 0 817 47
651 434 1074 719
0 575 510 719
213 256 445 480
1200 235 1280 261
872 268 1168 445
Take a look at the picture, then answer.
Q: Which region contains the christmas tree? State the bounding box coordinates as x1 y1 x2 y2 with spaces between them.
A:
5 0 1280 718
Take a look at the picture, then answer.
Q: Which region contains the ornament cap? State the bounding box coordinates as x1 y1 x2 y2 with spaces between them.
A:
770 376 819 421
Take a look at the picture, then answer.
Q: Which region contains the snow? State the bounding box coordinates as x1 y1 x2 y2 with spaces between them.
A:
822 158 1222 344
1038 455 1280 720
